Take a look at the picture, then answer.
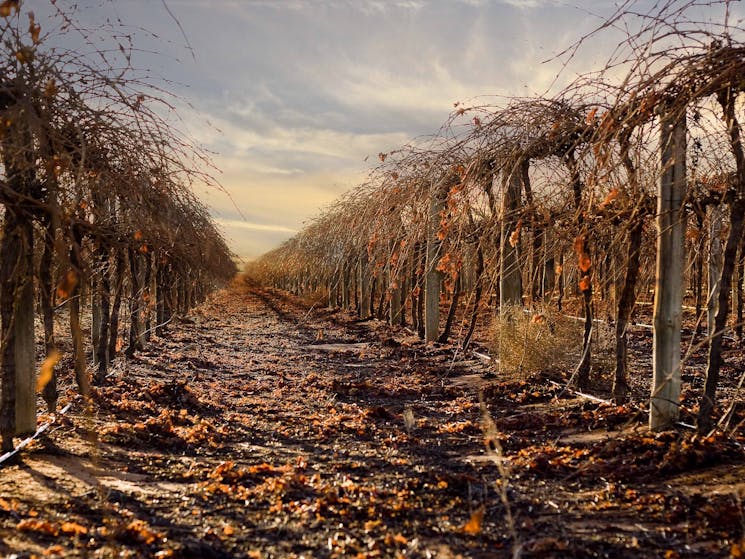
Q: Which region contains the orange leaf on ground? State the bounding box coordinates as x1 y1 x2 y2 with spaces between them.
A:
60 521 88 536
17 518 59 536
462 506 484 535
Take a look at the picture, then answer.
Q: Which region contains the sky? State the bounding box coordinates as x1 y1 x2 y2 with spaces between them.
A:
29 0 737 262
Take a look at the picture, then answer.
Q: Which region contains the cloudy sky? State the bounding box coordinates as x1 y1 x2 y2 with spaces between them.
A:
34 0 733 261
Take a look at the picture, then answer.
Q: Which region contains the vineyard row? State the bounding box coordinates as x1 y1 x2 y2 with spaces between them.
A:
246 2 745 434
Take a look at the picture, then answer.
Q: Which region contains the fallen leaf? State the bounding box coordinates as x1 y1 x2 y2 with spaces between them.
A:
462 505 484 535
17 518 59 536
60 521 88 536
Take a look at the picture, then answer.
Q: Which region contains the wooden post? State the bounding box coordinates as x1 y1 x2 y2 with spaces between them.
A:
14 229 35 435
650 113 686 431
500 168 522 310
425 178 448 342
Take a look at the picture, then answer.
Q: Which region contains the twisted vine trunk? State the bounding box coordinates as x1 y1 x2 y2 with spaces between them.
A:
39 218 58 412
94 246 112 384
425 178 449 343
438 274 461 344
69 227 90 397
613 132 647 403
462 242 485 351
500 167 523 311
698 89 745 433
613 218 644 403
127 247 145 355
108 248 126 361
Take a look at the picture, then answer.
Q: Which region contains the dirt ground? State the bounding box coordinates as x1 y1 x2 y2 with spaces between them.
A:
0 279 744 558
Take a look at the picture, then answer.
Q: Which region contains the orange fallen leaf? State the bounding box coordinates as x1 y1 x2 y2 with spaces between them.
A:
60 521 88 536
462 505 484 535
222 524 235 536
126 519 160 545
17 518 59 536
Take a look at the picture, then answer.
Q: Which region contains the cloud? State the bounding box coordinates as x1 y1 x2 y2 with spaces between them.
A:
45 0 660 260
213 219 298 234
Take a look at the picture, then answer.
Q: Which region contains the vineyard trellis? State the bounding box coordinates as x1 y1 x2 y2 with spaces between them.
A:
246 0 745 433
0 3 236 453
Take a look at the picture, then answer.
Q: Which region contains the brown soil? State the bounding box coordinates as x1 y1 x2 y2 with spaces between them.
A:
0 280 743 558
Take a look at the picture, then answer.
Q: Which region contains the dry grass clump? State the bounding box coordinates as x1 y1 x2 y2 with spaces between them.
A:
488 304 583 377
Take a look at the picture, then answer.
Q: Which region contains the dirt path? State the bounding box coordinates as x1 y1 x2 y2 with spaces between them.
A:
0 281 743 558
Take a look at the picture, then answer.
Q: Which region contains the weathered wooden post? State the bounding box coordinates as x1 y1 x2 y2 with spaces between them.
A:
425 177 449 342
0 106 40 447
650 113 686 431
14 238 36 436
